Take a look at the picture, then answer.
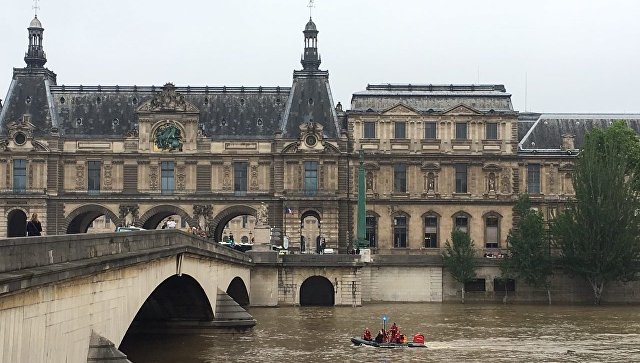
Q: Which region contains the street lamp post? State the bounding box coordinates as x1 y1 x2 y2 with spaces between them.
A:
356 150 368 250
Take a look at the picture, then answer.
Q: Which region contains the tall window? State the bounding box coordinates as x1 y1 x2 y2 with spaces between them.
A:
454 214 469 234
393 215 407 248
394 122 406 139
161 161 175 193
455 164 468 193
455 122 468 140
363 121 376 138
87 161 101 194
424 121 437 139
304 161 318 195
424 215 438 248
485 215 499 248
365 214 377 248
234 162 248 196
394 164 407 193
528 164 541 194
486 123 498 140
13 159 26 193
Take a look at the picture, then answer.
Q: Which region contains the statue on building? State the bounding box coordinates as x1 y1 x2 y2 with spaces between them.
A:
427 172 435 192
488 173 496 192
366 172 374 191
501 174 511 194
154 121 183 151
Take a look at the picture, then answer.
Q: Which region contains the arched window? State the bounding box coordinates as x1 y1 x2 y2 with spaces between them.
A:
484 213 501 249
393 214 408 248
423 213 439 248
453 212 471 234
365 213 378 248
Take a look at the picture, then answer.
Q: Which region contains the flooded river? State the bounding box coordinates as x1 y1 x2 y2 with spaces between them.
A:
120 303 640 362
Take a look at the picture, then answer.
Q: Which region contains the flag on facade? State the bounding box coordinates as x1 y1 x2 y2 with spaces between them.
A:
284 206 292 214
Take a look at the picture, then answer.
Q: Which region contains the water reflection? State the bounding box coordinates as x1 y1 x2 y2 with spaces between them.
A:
121 304 640 363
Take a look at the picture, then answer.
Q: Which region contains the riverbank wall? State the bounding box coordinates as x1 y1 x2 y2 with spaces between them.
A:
249 252 640 306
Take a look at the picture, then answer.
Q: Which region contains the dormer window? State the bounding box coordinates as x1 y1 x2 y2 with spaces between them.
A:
14 132 27 146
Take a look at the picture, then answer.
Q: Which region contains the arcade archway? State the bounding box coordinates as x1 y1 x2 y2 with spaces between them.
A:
65 205 120 234
209 205 257 242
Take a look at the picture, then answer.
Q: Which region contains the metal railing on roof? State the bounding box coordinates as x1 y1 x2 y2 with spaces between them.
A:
49 85 292 94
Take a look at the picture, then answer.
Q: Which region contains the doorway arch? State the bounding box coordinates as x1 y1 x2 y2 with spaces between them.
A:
299 276 334 306
7 209 27 237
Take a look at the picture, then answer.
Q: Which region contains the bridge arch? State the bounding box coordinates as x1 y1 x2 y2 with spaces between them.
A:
65 204 121 234
6 208 28 237
226 276 250 307
128 274 214 323
299 275 334 306
137 205 195 230
209 205 257 242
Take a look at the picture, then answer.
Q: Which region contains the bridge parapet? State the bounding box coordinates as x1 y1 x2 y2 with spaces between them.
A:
0 230 250 273
0 230 252 296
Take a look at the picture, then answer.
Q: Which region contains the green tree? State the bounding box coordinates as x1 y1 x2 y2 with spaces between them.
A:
501 194 553 304
443 230 477 303
552 122 640 305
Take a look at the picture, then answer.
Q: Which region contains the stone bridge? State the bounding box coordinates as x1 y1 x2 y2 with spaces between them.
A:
0 230 253 363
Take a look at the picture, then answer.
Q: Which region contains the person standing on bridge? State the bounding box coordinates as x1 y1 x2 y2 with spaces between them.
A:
166 217 177 229
26 213 42 236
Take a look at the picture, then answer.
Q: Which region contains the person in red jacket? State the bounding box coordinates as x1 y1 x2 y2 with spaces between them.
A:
362 327 372 341
390 323 399 343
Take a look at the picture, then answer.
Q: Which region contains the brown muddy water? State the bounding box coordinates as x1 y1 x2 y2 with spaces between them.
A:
120 303 640 362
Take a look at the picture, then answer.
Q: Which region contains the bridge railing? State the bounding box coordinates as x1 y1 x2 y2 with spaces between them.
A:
0 230 252 274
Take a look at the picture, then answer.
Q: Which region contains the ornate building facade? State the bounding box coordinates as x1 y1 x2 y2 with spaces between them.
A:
1 15 640 255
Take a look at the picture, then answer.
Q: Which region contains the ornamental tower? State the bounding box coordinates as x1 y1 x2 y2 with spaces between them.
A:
301 18 321 71
24 16 47 68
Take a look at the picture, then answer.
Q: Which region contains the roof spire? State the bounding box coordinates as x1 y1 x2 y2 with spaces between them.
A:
33 0 40 17
308 0 315 19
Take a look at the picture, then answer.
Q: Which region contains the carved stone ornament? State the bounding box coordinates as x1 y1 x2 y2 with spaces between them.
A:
103 163 113 190
119 204 139 219
193 204 213 219
256 202 269 227
176 165 186 190
119 204 139 226
138 83 199 113
298 121 324 151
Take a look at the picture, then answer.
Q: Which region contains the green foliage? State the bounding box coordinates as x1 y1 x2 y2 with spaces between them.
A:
584 120 640 190
443 230 477 285
501 195 552 292
552 121 640 304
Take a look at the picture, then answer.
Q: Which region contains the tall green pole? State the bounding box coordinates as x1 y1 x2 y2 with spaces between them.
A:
356 150 367 248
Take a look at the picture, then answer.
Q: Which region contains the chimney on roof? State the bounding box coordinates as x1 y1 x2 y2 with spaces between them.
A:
561 134 575 151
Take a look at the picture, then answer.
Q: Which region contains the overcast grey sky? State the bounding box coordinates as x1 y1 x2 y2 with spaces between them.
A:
1 0 639 113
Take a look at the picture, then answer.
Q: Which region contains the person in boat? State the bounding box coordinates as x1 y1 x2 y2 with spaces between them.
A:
390 323 399 343
362 327 372 341
375 330 384 343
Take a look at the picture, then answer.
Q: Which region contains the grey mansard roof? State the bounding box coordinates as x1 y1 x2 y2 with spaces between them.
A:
518 113 640 152
48 85 292 139
350 84 514 113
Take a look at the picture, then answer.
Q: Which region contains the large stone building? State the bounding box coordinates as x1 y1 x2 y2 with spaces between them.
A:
1 15 640 256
